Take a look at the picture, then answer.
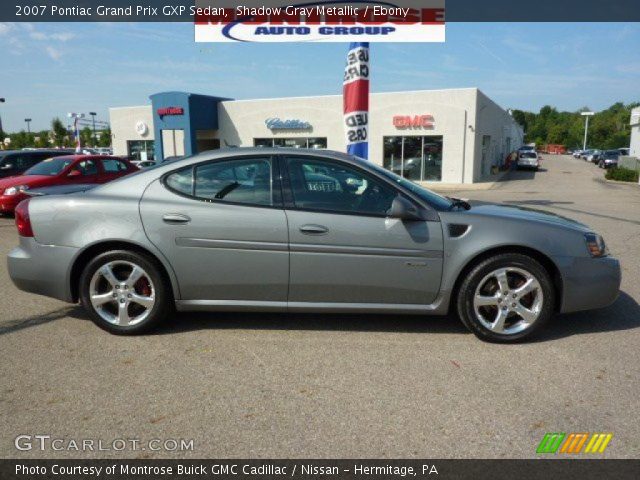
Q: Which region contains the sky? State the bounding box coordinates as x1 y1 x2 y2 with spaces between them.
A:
0 22 639 132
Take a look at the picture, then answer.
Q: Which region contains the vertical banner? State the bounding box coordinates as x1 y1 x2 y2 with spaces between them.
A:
343 42 369 159
74 118 81 153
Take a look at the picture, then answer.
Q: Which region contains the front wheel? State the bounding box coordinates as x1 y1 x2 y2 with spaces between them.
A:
456 253 555 343
79 250 172 334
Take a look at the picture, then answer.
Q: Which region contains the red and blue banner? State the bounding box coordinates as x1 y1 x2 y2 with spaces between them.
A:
343 42 369 159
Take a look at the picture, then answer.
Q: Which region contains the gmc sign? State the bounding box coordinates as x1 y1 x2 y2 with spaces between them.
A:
393 115 434 129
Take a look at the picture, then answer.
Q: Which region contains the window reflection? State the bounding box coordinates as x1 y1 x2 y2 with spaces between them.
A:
382 136 443 181
254 138 327 149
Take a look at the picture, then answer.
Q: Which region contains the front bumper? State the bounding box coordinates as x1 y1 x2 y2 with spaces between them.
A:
557 255 621 313
7 236 78 303
0 193 27 213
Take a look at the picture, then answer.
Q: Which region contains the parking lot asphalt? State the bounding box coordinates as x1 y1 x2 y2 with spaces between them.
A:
0 155 638 459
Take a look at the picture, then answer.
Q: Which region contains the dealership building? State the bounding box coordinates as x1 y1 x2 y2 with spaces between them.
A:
630 106 640 158
109 88 523 184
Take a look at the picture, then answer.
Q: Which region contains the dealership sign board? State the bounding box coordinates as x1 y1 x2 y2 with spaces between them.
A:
265 118 312 130
393 115 435 129
194 0 445 43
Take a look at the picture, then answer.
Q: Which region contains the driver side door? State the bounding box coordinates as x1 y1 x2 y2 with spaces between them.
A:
282 155 444 307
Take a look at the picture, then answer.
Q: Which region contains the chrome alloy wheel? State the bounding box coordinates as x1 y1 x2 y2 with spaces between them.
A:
89 260 156 326
473 267 544 335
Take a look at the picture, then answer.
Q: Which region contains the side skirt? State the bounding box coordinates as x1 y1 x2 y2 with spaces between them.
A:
175 298 449 315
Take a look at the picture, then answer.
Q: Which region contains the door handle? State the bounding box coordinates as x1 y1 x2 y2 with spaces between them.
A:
162 213 191 224
299 224 329 235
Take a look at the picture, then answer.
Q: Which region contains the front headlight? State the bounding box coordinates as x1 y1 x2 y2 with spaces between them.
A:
3 185 28 196
585 233 608 257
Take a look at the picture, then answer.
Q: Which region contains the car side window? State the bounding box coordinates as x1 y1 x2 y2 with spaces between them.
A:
194 158 272 206
164 158 273 207
74 160 98 176
285 157 396 216
165 167 193 195
0 155 15 170
101 158 128 172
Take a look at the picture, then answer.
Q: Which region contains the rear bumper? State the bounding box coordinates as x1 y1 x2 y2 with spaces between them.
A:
7 236 78 303
558 255 621 313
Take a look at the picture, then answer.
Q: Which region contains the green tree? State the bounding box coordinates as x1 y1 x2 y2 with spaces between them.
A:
80 126 93 148
51 117 69 147
97 128 112 147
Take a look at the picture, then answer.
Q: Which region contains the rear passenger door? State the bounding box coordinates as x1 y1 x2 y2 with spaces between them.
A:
140 156 289 303
65 159 100 184
99 158 131 182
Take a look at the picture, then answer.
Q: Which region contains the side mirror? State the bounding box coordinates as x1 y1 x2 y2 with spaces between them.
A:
68 169 82 177
388 195 424 221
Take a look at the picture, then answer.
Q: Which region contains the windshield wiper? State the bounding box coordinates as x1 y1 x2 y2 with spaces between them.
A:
447 197 471 211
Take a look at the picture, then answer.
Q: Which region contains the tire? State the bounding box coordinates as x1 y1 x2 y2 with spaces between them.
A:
456 253 555 343
79 250 172 334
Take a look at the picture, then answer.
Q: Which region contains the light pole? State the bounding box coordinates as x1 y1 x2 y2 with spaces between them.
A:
89 111 97 146
24 118 32 134
0 98 5 140
581 111 594 151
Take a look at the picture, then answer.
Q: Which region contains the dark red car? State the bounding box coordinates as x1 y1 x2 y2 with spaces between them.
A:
0 155 137 214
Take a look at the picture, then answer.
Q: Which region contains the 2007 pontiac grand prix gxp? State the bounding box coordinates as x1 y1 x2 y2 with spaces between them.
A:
7 148 621 342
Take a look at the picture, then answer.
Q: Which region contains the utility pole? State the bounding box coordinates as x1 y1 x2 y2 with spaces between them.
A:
89 111 97 146
581 111 594 151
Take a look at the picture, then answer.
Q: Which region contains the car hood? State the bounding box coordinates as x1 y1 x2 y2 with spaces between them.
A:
0 175 52 190
466 203 592 232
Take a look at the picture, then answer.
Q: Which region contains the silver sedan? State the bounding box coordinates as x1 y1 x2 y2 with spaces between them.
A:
7 148 621 342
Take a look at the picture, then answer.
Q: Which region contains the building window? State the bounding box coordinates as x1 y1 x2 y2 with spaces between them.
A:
127 140 155 161
254 138 327 149
383 136 443 181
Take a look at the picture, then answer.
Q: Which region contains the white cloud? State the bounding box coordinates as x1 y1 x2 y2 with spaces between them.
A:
45 46 63 61
29 30 76 42
0 23 15 36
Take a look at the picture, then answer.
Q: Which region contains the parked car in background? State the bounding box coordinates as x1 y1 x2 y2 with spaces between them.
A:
0 155 136 215
617 148 630 156
7 148 621 343
95 147 113 156
580 149 593 160
572 150 584 158
136 160 157 169
585 150 602 163
516 151 540 170
598 150 620 169
0 149 73 179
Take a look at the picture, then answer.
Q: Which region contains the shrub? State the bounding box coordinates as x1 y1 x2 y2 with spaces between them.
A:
605 167 639 182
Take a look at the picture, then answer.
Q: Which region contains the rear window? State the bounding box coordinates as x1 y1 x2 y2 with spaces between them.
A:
520 152 537 158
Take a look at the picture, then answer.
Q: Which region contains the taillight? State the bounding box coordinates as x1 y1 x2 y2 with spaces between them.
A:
15 199 34 237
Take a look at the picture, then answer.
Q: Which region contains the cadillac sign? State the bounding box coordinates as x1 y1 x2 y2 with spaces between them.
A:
265 118 312 131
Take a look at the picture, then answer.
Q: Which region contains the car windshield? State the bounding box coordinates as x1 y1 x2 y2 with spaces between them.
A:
362 158 454 211
23 156 74 176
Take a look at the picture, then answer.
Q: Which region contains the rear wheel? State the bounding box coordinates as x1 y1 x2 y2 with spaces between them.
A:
79 250 171 334
456 253 555 343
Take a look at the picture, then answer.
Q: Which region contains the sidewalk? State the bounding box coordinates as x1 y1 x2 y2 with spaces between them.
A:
419 169 512 193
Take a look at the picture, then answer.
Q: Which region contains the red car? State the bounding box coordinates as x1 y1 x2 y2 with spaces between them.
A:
0 155 138 214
